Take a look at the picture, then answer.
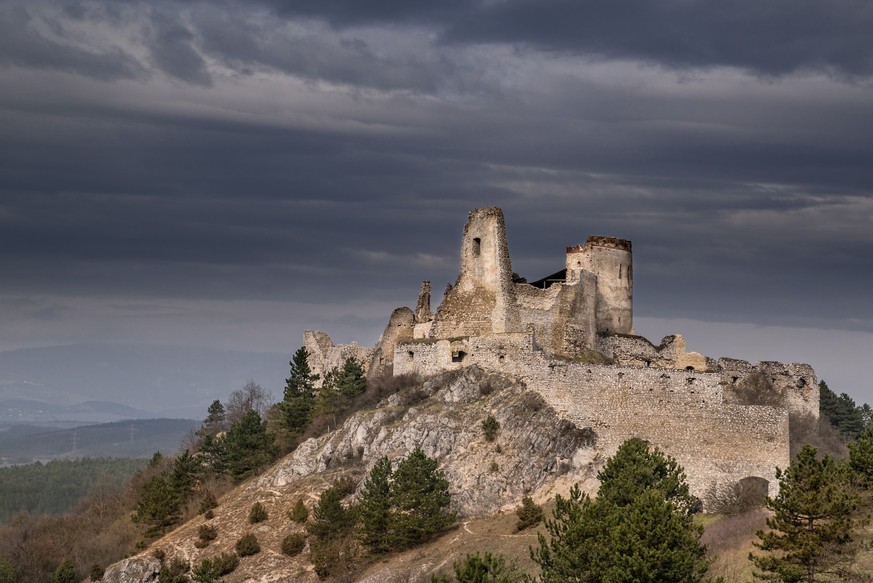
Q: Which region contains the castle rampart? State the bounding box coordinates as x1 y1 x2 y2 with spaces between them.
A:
303 207 818 505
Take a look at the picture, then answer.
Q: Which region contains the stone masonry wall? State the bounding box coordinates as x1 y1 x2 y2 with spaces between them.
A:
394 333 789 500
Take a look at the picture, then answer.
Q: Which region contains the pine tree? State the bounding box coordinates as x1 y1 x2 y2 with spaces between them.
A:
133 472 183 536
388 447 455 548
283 347 319 433
596 437 695 513
530 438 712 583
223 410 276 481
453 552 524 583
849 423 873 488
751 445 861 582
336 356 367 399
357 456 393 554
308 482 356 542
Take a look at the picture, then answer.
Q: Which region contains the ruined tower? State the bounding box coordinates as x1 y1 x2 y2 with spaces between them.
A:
431 207 513 338
566 236 633 335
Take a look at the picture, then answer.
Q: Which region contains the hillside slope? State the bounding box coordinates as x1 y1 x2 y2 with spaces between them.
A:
103 367 603 582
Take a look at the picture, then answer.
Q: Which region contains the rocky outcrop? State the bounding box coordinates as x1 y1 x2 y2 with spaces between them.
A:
267 366 598 515
103 367 600 583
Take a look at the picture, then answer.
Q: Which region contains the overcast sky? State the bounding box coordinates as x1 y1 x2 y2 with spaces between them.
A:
1 1 871 405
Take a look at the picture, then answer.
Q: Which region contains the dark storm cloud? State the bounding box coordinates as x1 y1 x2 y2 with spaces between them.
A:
0 5 142 80
0 0 871 406
146 9 212 86
256 0 873 79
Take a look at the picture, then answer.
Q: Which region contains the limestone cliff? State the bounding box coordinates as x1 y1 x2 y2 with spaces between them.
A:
102 367 600 583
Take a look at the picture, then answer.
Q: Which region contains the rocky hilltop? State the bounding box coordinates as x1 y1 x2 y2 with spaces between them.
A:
103 367 600 583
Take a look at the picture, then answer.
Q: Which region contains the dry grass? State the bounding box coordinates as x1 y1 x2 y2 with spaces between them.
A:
701 509 768 582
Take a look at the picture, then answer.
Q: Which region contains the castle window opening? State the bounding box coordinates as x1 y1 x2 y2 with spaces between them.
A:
407 351 414 360
796 377 807 388
685 366 695 372
619 265 623 280
473 237 481 257
644 360 651 368
452 350 467 363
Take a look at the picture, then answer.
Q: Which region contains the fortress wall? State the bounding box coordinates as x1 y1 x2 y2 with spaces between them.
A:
304 330 375 384
395 335 788 499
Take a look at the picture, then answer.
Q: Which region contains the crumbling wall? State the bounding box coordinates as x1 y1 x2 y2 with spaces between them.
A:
431 208 514 339
394 335 789 500
303 330 374 385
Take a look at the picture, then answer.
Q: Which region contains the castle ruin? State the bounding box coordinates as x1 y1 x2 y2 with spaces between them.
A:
304 207 818 503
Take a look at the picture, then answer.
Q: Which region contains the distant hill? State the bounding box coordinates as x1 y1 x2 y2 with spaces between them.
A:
0 342 288 421
0 418 197 463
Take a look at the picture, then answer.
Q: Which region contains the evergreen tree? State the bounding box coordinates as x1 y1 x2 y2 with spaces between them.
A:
453 552 524 583
283 347 319 433
308 481 356 542
602 489 708 582
133 472 183 536
223 410 276 482
0 558 14 583
819 380 867 441
52 559 76 583
849 422 873 488
530 484 603 583
199 400 226 437
751 445 861 582
596 437 695 513
357 456 393 554
335 356 367 399
530 439 712 583
199 434 228 475
388 447 455 548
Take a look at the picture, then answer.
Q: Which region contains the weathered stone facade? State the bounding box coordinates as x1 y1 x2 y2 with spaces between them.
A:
304 207 819 503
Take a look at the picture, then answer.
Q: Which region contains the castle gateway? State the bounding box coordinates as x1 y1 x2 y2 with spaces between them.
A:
305 208 818 502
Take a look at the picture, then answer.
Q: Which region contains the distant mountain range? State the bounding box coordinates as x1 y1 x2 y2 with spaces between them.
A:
0 418 197 463
0 343 289 422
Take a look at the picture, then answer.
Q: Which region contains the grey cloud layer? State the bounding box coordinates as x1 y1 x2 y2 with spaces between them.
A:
0 0 871 349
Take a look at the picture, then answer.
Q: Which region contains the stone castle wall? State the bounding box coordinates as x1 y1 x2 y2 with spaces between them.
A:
303 206 818 506
393 333 791 500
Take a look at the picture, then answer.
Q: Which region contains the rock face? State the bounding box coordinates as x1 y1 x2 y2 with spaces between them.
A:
102 557 161 583
267 366 598 516
102 367 600 583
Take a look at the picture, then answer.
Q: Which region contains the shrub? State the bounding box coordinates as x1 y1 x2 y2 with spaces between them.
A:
331 476 357 497
235 533 260 557
157 558 190 583
281 532 307 556
515 496 543 531
198 524 218 542
90 564 106 581
195 523 218 548
191 553 238 583
52 559 76 583
249 501 268 524
482 416 500 441
290 498 309 523
198 490 218 515
705 479 768 516
495 443 503 454
152 548 166 561
204 509 215 520
489 461 499 473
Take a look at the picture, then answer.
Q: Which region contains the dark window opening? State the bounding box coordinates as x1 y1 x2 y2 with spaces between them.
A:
685 366 695 371
452 350 467 363
472 237 481 257
407 351 414 360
